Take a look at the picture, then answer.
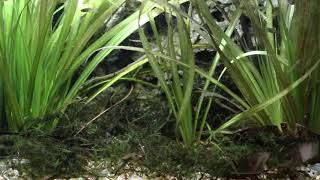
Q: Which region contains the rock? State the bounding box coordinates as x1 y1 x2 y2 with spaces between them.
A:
311 163 320 172
299 141 319 163
278 141 320 170
307 163 320 178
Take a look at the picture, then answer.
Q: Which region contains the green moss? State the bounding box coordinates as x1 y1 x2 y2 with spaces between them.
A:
4 85 298 178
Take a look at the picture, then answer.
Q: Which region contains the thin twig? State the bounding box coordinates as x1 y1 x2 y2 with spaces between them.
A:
74 86 134 136
83 55 147 88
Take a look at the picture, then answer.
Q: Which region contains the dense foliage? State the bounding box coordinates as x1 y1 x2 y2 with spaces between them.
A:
0 0 158 132
1 0 320 177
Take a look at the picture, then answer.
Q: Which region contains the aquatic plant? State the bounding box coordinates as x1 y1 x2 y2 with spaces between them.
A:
139 0 320 145
0 0 149 132
193 0 320 134
140 5 196 145
139 0 245 145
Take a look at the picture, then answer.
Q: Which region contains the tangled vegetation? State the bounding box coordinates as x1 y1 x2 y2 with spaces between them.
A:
0 0 319 178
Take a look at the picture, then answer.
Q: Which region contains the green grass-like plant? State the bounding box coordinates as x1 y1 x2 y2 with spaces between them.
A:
0 0 157 132
139 0 320 144
139 0 246 145
193 0 320 134
139 2 196 146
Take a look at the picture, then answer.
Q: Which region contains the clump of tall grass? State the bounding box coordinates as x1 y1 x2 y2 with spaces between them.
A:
139 0 320 145
139 0 246 146
140 5 196 145
0 0 159 132
192 0 320 134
